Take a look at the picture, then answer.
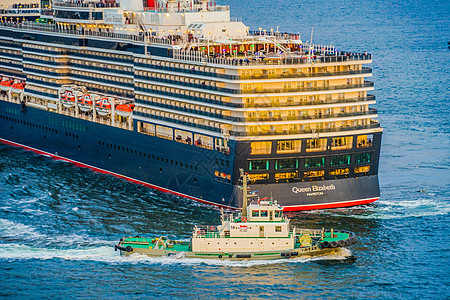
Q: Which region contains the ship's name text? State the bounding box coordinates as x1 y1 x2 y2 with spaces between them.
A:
291 184 336 194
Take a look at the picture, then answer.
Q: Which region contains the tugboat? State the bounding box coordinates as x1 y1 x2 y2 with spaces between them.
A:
115 170 357 260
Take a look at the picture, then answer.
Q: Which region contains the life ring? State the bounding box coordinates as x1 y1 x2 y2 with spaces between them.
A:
210 226 215 231
242 217 247 222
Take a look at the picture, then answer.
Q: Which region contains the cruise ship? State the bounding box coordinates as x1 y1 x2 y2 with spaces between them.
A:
0 0 382 210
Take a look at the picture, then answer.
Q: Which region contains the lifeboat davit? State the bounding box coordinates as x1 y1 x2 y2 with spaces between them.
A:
61 91 76 108
78 94 94 112
115 102 135 117
11 81 25 93
95 97 112 116
0 78 14 91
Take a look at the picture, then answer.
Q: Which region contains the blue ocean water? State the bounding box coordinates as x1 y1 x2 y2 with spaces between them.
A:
1 0 449 298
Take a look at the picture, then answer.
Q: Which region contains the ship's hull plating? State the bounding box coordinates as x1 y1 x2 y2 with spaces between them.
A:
0 100 380 210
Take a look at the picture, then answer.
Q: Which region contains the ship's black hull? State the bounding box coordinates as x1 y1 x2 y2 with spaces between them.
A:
0 100 380 210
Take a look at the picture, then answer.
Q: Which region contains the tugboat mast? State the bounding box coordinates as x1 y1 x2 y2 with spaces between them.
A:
240 168 248 217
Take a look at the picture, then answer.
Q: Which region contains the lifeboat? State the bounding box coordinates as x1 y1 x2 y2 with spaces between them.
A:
0 78 13 91
61 91 76 108
95 97 112 116
10 81 25 93
78 94 95 112
115 102 135 117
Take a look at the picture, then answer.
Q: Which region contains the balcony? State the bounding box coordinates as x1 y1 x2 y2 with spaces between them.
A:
242 81 374 95
243 95 376 108
245 108 377 123
230 121 381 137
239 67 372 80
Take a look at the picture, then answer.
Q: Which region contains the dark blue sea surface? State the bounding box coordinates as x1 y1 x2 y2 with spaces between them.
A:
1 0 449 298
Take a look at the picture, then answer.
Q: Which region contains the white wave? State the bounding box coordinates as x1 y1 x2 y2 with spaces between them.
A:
359 198 450 219
0 218 111 246
0 244 353 266
0 218 46 240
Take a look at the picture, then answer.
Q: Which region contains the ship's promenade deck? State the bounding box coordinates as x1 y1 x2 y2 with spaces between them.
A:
0 21 371 67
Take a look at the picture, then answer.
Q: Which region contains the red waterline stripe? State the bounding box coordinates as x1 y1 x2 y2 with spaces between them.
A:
282 197 379 211
0 138 236 210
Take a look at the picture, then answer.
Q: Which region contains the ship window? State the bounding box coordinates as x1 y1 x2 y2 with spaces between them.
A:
252 210 259 217
331 136 353 150
277 140 301 153
275 226 282 232
303 170 325 178
156 125 173 140
249 160 269 171
355 153 371 164
248 173 269 182
275 159 298 170
357 134 373 148
306 138 327 152
305 157 325 168
274 210 282 218
275 172 298 180
329 168 350 176
194 134 213 149
354 166 370 174
330 155 351 166
250 141 271 155
261 210 268 217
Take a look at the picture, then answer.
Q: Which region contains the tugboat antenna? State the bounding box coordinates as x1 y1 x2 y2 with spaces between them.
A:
240 168 248 217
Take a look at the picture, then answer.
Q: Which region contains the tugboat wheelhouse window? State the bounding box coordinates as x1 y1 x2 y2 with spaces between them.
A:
249 160 269 170
252 210 260 217
260 210 268 217
305 157 325 168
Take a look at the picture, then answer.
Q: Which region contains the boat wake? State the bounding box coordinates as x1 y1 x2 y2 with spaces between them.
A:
0 243 353 266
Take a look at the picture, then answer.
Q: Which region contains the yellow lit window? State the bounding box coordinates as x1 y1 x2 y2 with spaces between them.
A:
250 141 272 155
306 138 327 152
329 168 350 176
354 166 370 173
331 136 353 150
275 172 298 179
248 173 269 182
357 134 373 148
277 140 301 153
303 170 325 178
